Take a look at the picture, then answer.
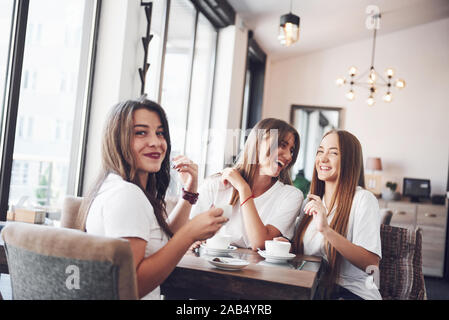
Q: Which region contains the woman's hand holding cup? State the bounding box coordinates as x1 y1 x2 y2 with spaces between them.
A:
186 207 228 242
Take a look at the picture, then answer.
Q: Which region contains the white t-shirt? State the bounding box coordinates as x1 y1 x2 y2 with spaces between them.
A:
191 175 303 248
86 173 169 300
302 186 382 300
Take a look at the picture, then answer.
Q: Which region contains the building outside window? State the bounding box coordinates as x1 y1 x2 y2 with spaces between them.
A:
1 0 99 218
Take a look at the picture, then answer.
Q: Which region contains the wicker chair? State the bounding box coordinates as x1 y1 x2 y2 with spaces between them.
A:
379 224 427 300
379 209 393 226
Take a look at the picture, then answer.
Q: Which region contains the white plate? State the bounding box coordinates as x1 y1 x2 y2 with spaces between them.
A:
207 257 249 271
257 250 296 263
200 244 237 255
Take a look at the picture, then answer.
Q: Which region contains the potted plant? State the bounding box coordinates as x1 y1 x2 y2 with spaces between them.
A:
382 181 401 201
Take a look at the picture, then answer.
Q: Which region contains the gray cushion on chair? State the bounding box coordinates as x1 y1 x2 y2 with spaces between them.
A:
1 222 138 300
6 244 119 299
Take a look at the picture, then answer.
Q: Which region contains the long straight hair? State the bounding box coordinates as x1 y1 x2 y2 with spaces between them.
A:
229 118 300 205
292 130 365 294
76 98 173 237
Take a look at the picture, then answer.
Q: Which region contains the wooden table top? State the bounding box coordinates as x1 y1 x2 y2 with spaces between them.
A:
161 247 323 300
1 234 324 300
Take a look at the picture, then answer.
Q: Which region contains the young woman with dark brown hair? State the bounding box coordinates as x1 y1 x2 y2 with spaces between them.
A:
77 98 227 299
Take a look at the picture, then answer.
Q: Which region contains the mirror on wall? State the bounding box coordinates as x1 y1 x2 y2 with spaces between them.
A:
290 105 342 182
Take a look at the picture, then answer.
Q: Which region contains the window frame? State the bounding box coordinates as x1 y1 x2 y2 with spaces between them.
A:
156 0 220 181
0 0 30 222
0 0 102 221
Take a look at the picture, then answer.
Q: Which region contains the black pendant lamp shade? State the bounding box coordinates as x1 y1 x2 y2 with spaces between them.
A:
279 12 300 47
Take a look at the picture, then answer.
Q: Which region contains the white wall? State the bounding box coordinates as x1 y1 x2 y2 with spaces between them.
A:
82 0 142 193
264 18 449 194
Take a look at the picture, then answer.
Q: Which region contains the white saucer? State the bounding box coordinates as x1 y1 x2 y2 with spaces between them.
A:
207 257 249 271
200 244 238 256
257 250 296 263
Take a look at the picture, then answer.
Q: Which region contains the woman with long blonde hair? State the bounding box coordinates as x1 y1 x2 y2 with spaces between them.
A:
77 98 227 299
280 129 381 300
191 118 303 250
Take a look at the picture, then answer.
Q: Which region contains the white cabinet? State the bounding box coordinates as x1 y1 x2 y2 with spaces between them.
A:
378 199 448 277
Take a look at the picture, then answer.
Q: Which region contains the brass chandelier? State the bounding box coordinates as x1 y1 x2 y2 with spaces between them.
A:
336 13 405 106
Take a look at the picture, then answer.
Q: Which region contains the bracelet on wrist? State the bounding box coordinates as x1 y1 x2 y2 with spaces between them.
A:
240 194 254 207
182 188 199 205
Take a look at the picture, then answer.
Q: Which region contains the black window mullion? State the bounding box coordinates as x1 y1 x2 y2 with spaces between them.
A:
0 0 30 221
76 0 102 196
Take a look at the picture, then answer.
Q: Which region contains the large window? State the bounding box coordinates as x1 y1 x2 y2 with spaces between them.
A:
157 0 218 196
0 0 99 220
160 0 196 159
184 13 217 180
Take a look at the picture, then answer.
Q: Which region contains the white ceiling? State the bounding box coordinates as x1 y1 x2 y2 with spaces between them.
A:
227 0 449 61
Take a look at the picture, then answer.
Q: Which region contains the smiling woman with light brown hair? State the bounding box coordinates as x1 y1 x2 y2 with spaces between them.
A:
191 118 303 251
283 129 382 300
77 97 228 299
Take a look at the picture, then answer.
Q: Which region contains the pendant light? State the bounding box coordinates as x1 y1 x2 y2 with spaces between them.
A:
336 13 406 106
278 0 300 47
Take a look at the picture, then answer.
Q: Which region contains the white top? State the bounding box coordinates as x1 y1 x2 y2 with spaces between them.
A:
86 173 169 300
191 175 303 248
302 186 382 300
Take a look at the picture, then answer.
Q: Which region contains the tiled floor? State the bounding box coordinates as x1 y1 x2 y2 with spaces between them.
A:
1 273 449 300
424 277 449 299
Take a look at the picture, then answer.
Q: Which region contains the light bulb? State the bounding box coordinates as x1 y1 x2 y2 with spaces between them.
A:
385 68 395 78
348 66 358 77
369 71 376 82
336 77 346 87
367 95 375 106
395 79 406 89
346 90 355 101
383 92 393 102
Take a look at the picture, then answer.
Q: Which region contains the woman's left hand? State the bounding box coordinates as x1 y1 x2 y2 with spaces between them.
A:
172 155 198 193
304 194 329 233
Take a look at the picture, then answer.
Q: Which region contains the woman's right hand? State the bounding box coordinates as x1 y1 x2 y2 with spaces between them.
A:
221 167 250 195
187 207 228 242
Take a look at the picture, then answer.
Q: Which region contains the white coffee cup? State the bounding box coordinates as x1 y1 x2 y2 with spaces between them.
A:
219 204 233 220
206 234 232 250
265 240 291 256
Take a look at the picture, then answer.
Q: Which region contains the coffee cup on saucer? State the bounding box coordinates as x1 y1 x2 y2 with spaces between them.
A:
219 204 233 220
206 233 232 250
265 240 291 256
